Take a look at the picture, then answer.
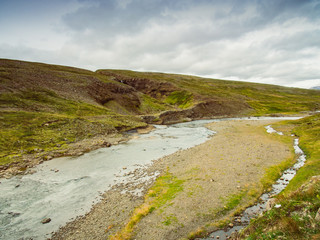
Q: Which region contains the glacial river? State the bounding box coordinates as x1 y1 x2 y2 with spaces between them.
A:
0 117 301 240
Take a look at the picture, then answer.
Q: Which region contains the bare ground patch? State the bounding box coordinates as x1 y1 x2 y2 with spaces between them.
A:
51 119 293 240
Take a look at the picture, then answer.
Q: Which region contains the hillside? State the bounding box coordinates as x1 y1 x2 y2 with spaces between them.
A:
1 58 320 174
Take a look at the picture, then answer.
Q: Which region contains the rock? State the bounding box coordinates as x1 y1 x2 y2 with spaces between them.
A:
315 208 320 221
8 212 21 217
41 218 51 224
103 142 112 147
15 184 20 188
0 165 8 170
266 198 277 211
229 223 234 228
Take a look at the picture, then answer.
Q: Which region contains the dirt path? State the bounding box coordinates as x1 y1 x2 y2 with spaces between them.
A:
51 119 293 240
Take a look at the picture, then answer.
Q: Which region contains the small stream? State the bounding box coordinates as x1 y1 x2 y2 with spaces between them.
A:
0 117 302 240
200 126 307 240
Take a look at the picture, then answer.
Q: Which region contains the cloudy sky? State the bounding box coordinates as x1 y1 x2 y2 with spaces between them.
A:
1 0 320 88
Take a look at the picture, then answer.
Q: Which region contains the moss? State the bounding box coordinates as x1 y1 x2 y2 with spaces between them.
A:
165 91 194 109
139 94 169 113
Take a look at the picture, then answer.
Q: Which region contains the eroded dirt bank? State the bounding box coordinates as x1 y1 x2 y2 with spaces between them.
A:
51 119 292 240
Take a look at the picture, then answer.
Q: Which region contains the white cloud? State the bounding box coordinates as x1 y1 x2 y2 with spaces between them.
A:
1 0 320 89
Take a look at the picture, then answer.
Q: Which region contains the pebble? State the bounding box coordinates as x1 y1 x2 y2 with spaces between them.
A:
41 218 51 224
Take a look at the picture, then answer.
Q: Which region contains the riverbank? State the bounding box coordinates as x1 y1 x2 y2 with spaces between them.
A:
0 125 157 179
51 119 294 240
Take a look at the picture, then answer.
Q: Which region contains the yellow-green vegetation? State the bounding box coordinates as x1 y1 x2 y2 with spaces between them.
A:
139 94 169 113
240 114 320 239
186 129 297 240
110 171 184 240
102 69 320 116
0 110 145 165
1 59 320 167
242 180 320 240
165 91 194 109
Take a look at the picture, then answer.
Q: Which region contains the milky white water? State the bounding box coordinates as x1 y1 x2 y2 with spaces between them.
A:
0 117 302 240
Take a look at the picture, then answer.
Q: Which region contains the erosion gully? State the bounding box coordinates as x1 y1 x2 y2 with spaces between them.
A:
0 117 302 240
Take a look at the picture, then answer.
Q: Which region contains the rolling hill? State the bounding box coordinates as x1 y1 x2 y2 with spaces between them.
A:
1 58 320 171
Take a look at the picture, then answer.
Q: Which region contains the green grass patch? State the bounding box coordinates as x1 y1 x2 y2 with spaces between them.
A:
139 94 169 113
165 90 194 109
282 114 320 193
110 171 184 240
0 110 146 165
242 180 320 239
240 114 320 239
101 69 320 115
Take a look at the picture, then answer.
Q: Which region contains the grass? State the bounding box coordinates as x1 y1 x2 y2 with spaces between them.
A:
0 110 145 165
186 125 297 240
101 69 320 116
239 114 320 239
1 59 320 168
109 171 184 240
242 180 320 239
139 94 169 113
165 91 194 109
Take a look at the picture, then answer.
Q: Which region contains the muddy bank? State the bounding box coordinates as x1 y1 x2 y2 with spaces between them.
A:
51 119 293 240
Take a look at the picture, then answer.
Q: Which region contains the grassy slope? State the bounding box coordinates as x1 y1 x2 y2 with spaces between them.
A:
1 59 320 167
99 69 320 115
0 59 148 165
241 114 320 240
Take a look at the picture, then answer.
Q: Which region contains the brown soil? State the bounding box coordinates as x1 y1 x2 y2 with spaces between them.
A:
50 119 293 240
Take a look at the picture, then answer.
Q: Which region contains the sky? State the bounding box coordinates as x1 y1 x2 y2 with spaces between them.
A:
1 0 320 89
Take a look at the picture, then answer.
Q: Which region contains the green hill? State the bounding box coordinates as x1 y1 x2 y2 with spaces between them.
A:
1 58 320 170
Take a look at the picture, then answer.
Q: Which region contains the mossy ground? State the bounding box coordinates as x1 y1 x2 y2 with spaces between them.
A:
239 114 320 239
1 59 320 169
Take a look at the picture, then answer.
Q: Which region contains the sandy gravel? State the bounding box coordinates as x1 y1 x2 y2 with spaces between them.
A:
51 119 292 240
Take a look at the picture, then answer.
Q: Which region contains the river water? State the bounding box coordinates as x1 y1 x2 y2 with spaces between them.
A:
0 117 301 240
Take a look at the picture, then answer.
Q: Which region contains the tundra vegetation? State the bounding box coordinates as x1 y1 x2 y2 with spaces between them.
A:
1 59 320 239
1 59 319 167
239 114 320 240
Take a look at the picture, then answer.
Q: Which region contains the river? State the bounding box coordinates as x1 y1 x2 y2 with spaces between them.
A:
0 117 301 240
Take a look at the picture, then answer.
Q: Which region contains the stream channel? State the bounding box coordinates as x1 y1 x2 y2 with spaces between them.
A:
0 117 302 240
200 124 307 240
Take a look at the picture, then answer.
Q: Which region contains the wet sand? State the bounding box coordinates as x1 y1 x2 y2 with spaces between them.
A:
51 119 293 240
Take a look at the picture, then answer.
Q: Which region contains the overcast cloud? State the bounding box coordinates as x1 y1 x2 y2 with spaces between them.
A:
1 0 320 88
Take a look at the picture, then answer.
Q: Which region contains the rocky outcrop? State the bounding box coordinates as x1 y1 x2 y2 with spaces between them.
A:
158 100 251 124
